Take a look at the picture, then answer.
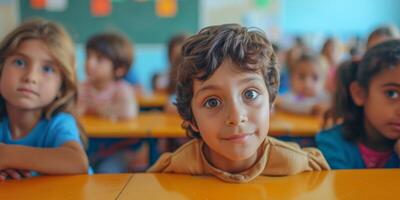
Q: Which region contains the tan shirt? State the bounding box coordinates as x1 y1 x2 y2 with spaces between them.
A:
148 137 330 183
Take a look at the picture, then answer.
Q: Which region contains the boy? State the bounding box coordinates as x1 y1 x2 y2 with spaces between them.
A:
148 24 330 183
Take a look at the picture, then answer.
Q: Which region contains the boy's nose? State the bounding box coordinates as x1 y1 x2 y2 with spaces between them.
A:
225 101 248 126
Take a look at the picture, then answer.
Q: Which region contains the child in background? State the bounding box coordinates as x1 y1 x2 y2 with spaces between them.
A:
276 54 331 116
321 37 342 94
148 24 330 183
0 19 89 180
78 32 138 120
79 33 144 173
367 25 400 49
316 40 400 169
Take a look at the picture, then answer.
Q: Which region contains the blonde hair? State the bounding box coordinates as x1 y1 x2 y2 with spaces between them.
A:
0 18 87 144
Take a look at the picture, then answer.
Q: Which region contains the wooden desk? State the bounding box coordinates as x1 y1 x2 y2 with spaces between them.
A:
0 174 132 200
119 169 400 200
81 111 321 138
80 112 183 138
137 93 168 108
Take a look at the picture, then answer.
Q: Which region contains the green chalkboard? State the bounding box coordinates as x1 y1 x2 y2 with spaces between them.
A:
20 0 199 44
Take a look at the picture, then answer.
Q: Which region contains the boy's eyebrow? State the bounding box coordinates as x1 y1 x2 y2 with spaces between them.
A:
381 83 400 88
194 76 264 97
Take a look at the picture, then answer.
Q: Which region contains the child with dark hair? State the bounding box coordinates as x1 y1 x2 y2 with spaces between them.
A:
78 32 138 120
78 33 143 173
316 40 400 169
367 25 400 49
148 24 329 183
276 54 331 116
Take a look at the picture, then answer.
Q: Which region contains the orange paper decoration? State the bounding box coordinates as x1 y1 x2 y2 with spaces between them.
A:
156 0 177 18
91 0 112 17
30 0 47 9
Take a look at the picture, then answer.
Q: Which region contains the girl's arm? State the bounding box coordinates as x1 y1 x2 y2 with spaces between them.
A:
0 141 88 175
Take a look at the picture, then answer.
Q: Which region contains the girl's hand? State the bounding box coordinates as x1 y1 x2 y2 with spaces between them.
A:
395 139 400 157
0 169 32 181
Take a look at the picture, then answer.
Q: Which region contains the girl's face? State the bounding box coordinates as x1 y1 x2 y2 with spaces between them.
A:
190 59 270 172
354 66 400 140
0 39 62 112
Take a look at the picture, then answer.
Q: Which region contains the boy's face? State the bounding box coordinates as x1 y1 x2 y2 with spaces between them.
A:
85 49 114 85
190 59 270 167
291 61 324 97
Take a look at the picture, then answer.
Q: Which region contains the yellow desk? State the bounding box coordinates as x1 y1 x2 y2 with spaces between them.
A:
80 112 183 138
0 174 132 200
119 169 400 200
81 111 321 138
137 93 168 108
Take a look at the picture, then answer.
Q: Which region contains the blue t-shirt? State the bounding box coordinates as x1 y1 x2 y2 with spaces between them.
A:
315 125 400 169
0 112 91 174
1 112 82 147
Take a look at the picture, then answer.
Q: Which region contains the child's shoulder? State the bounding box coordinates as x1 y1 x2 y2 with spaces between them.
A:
47 112 77 127
169 139 201 158
316 125 346 142
147 139 203 173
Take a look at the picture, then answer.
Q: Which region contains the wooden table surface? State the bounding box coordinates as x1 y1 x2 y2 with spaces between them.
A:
2 169 398 199
81 111 321 138
119 169 400 200
0 174 132 200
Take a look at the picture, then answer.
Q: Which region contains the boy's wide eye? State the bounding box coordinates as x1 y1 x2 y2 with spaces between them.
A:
385 90 399 99
204 98 221 108
243 89 259 100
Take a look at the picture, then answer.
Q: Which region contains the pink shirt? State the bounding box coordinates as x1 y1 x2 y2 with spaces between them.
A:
358 142 393 168
78 80 138 120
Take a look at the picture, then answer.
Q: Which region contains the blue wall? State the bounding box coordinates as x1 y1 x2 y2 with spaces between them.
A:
282 0 400 38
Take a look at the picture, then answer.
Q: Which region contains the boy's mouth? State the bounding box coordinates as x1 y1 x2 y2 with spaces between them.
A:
222 133 254 143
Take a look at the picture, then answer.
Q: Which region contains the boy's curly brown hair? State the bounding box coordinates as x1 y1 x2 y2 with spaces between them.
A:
175 24 279 138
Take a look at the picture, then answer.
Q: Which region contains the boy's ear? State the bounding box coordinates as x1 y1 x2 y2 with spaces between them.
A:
349 81 366 106
188 120 199 132
115 66 127 78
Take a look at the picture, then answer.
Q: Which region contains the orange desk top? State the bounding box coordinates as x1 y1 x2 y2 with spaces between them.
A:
0 174 132 200
81 111 321 138
119 169 400 200
137 93 168 108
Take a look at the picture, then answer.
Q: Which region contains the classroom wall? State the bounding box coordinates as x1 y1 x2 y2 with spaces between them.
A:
281 0 400 38
4 0 400 92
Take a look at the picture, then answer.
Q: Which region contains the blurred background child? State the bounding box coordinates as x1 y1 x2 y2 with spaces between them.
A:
367 25 400 49
78 32 138 120
276 54 331 117
78 32 145 173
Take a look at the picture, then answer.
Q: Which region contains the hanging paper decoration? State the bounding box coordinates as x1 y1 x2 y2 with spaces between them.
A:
30 0 46 9
255 0 271 9
46 0 68 12
156 0 177 18
91 0 112 17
